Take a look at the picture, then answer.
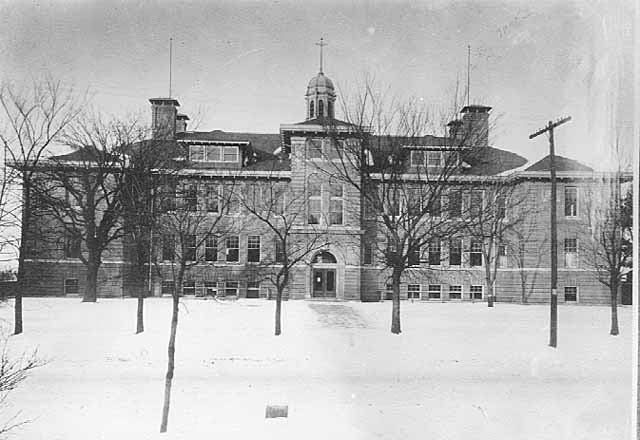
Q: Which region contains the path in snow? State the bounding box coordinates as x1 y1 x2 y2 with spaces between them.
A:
307 303 369 328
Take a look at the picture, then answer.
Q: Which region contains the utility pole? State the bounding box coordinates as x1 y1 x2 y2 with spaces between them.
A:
529 116 571 348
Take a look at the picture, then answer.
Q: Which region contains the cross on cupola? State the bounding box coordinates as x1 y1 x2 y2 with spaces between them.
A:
315 37 327 73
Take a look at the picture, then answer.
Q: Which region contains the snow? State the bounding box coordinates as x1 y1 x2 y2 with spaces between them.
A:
0 298 632 439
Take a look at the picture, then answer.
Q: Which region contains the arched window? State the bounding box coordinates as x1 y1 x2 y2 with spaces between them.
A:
307 174 321 224
309 101 315 119
328 101 334 118
312 251 337 264
318 100 325 117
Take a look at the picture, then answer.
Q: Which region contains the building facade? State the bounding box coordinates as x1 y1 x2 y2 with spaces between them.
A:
21 68 620 305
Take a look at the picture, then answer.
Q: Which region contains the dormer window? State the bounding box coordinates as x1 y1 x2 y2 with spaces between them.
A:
189 145 239 163
427 151 442 168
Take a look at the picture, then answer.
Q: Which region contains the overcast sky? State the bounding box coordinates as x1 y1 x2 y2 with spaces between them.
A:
0 0 635 169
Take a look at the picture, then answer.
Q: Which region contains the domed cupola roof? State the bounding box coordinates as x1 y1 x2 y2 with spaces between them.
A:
306 72 336 97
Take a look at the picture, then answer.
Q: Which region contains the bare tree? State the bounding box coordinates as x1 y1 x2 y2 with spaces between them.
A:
0 77 82 333
510 223 548 304
582 171 632 335
157 177 237 433
457 178 527 307
322 79 492 333
31 117 143 302
120 136 175 333
0 337 45 438
238 168 329 335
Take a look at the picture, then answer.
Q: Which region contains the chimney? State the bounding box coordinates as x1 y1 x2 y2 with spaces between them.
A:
176 114 189 133
446 119 463 142
460 105 491 147
149 98 180 139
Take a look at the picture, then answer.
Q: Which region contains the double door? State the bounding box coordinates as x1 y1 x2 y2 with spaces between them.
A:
312 269 336 298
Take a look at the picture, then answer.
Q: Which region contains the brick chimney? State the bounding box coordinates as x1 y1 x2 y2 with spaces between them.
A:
149 98 180 139
460 105 491 147
446 119 464 142
176 114 189 133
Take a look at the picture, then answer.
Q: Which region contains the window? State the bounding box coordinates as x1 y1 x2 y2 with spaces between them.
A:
65 231 81 259
184 184 198 212
328 101 334 118
329 180 343 225
308 139 323 160
247 236 261 263
470 239 482 266
309 101 315 119
427 151 442 168
318 100 325 117
195 282 206 297
224 186 240 215
65 188 82 211
564 238 578 268
428 241 441 266
189 145 205 162
226 236 239 262
307 175 321 224
408 284 421 299
182 280 195 296
408 242 420 266
246 281 260 299
162 234 174 261
470 190 483 216
161 280 174 296
498 243 508 267
205 235 217 262
275 239 285 263
385 283 393 300
428 285 441 299
205 281 217 297
185 234 197 262
449 238 462 266
406 187 422 217
223 147 239 163
428 194 441 217
64 278 78 295
205 145 221 162
160 180 177 211
470 285 483 300
411 151 425 167
496 195 507 219
363 243 373 265
327 140 344 160
448 285 462 300
448 190 462 217
564 286 578 302
225 281 239 296
205 184 219 213
565 187 578 217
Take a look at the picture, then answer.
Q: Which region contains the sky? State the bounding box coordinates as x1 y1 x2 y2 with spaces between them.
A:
0 0 636 169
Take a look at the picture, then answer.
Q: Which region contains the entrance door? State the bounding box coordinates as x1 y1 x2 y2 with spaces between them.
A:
312 269 336 298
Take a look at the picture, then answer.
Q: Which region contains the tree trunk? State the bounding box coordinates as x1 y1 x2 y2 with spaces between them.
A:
610 282 619 336
135 261 147 333
136 290 144 334
391 268 402 334
275 285 283 336
160 269 182 433
83 258 99 303
485 265 494 308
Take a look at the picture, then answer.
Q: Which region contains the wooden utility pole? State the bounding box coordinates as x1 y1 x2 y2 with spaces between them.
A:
529 116 571 348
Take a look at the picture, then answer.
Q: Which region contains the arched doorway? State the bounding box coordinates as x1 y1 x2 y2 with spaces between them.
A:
311 251 337 298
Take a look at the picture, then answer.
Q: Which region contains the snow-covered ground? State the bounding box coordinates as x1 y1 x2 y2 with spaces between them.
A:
0 298 632 440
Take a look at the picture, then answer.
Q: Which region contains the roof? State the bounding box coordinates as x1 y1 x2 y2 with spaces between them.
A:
177 130 282 155
525 155 593 172
49 147 120 163
288 116 353 127
243 157 291 172
462 146 528 176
